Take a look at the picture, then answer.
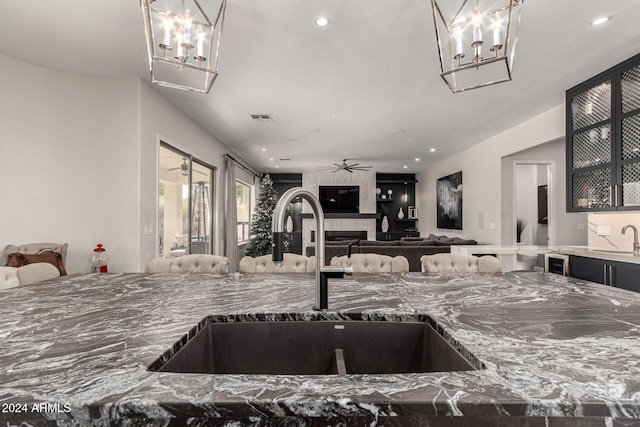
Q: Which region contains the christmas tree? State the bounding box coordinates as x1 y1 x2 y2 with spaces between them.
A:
244 174 288 257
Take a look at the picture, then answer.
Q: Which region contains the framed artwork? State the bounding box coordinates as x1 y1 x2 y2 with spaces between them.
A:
538 185 548 224
436 171 462 230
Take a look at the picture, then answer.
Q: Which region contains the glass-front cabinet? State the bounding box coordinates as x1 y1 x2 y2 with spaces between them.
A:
567 53 640 212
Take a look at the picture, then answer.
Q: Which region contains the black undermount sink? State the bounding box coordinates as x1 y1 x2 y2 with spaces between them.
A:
149 318 478 375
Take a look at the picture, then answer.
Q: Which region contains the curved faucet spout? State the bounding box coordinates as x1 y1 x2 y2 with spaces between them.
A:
621 224 640 254
272 187 325 308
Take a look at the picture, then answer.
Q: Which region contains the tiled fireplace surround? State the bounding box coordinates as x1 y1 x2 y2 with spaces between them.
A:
301 170 377 249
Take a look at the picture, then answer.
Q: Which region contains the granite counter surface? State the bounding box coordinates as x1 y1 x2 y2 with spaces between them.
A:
1 272 639 426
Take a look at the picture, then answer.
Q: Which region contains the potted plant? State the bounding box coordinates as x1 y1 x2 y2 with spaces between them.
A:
516 217 528 243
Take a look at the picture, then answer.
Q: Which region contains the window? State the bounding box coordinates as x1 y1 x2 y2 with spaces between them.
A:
159 143 216 257
236 180 252 243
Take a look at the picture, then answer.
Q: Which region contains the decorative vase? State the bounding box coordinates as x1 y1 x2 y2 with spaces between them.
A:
285 215 293 233
387 189 393 199
381 216 389 233
376 187 381 196
398 208 405 220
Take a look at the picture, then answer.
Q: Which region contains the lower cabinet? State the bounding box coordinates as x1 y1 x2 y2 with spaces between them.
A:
569 255 640 293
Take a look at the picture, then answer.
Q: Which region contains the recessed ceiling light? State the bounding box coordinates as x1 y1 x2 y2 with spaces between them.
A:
391 128 405 133
261 148 267 152
308 128 321 133
430 148 436 152
415 158 420 162
269 158 274 161
315 17 330 27
275 165 280 168
591 16 609 26
406 137 420 143
403 165 408 169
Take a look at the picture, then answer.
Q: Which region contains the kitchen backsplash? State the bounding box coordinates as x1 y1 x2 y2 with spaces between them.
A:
588 212 640 250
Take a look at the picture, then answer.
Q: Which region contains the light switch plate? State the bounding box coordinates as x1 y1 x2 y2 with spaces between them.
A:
144 224 153 235
577 223 585 231
596 225 611 236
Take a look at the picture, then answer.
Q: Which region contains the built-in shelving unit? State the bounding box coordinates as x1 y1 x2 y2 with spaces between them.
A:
376 173 419 240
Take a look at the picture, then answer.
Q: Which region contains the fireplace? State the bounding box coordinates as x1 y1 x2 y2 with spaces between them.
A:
310 230 368 242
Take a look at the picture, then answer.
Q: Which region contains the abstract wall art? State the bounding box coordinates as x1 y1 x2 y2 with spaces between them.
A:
436 171 462 230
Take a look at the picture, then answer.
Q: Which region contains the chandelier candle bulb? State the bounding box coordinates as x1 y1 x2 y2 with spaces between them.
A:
454 27 464 58
162 12 172 48
176 33 184 60
196 26 205 59
472 11 483 45
492 18 502 49
182 9 192 47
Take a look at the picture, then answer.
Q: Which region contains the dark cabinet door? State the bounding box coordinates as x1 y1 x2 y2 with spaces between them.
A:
566 52 640 212
610 259 640 293
569 256 606 284
570 255 640 293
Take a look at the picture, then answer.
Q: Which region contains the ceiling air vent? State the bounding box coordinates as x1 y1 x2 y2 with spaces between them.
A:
250 114 273 122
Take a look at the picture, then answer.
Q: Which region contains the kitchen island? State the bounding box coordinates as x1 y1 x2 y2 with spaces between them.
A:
1 271 639 426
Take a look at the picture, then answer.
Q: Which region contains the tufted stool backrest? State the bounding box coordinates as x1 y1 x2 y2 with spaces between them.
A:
420 253 502 273
239 253 316 273
145 255 229 274
330 253 410 273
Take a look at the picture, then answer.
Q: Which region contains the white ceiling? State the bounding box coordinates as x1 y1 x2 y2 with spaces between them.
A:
1 1 639 173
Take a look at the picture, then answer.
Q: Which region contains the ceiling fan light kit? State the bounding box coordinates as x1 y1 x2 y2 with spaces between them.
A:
140 0 227 94
431 0 523 93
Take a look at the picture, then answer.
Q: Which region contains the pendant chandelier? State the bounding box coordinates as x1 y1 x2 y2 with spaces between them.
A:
431 0 523 93
140 0 227 94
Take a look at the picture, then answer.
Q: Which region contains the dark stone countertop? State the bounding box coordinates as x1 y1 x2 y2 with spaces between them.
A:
1 271 639 426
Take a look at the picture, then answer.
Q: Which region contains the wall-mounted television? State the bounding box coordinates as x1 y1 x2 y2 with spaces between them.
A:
318 186 359 214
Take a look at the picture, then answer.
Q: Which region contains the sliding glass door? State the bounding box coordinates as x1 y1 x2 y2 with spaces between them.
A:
159 143 215 258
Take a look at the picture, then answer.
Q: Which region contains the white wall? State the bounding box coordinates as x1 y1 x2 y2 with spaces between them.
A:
417 104 567 244
0 53 254 273
0 53 140 273
502 139 587 246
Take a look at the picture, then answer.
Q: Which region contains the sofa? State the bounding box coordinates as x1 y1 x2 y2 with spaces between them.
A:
305 234 477 272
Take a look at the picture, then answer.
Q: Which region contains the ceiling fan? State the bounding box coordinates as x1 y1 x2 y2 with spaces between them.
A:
167 158 207 176
319 159 373 173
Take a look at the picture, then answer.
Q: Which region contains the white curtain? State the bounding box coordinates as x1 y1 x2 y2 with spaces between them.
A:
225 159 238 272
